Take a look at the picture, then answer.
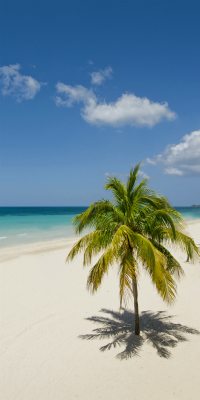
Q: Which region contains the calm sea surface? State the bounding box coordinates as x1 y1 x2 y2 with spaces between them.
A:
0 207 86 248
0 206 199 248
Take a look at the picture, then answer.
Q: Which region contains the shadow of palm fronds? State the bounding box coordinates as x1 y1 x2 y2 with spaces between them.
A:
79 309 199 360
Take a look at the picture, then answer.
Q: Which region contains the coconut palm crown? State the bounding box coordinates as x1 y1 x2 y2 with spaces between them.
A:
67 164 199 335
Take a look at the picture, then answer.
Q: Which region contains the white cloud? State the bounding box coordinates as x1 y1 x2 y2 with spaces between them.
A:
138 170 149 179
0 64 41 101
55 83 95 107
146 157 156 165
90 66 112 86
148 130 200 176
164 167 184 176
84 93 175 127
55 82 176 127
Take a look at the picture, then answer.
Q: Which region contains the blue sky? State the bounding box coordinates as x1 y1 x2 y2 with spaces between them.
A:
0 0 200 206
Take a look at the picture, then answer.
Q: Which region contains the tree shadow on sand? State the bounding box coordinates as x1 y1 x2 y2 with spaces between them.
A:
79 309 200 360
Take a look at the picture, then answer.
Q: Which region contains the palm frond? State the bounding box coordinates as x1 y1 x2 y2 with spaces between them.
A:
153 241 184 278
119 251 137 307
73 200 115 233
66 163 199 312
126 163 140 196
150 209 178 239
87 246 116 292
66 230 106 262
129 232 176 302
105 177 128 209
174 230 199 261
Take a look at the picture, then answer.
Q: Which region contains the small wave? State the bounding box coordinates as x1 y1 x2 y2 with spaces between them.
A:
17 233 28 237
0 236 8 240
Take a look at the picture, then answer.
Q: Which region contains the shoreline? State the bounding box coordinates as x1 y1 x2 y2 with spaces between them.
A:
0 236 78 262
0 218 200 262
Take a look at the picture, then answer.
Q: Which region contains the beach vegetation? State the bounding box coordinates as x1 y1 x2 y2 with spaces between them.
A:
67 164 199 335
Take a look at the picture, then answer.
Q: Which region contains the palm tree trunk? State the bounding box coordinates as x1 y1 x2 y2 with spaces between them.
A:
132 278 140 335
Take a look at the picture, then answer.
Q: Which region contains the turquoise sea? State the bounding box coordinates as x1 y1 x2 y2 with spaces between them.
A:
0 207 86 248
0 206 199 248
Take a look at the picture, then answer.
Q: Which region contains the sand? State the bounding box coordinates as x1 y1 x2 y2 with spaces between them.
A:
1 220 200 400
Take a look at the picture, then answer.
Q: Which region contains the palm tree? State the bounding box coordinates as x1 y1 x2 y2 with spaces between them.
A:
67 164 199 335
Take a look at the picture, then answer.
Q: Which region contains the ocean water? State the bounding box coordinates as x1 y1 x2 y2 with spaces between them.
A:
0 206 199 248
176 207 200 220
0 207 86 248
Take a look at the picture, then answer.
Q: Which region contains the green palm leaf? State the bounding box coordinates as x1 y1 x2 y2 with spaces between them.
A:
67 164 199 335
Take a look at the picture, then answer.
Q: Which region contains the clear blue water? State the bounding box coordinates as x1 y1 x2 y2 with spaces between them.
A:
0 206 199 248
0 207 87 248
176 207 200 220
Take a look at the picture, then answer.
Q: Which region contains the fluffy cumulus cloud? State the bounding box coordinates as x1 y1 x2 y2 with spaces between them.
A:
55 82 176 127
55 83 95 107
90 66 112 85
0 64 41 101
148 130 200 176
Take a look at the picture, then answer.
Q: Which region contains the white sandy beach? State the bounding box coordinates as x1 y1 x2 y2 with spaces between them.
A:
1 220 200 400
